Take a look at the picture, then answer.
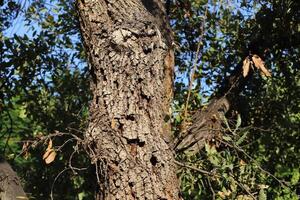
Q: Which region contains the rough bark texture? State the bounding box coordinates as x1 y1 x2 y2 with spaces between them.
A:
175 64 251 153
77 0 180 199
0 159 27 200
175 97 230 153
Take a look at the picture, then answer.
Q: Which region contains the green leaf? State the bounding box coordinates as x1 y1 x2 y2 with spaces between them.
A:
235 114 241 130
18 108 27 119
259 189 267 200
232 114 242 134
222 116 232 132
291 169 299 185
223 135 232 141
236 130 248 146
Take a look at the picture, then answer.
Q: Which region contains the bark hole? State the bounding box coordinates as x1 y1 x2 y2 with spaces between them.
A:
113 80 119 89
138 78 143 83
126 138 145 147
99 68 107 81
91 67 97 84
128 182 134 187
125 115 135 121
96 95 100 104
143 46 153 54
140 92 151 102
150 155 158 166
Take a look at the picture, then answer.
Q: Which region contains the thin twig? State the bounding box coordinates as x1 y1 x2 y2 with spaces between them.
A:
3 108 13 154
217 135 286 187
230 173 256 200
56 138 76 152
174 160 217 176
207 177 216 200
233 143 286 187
182 4 209 132
50 168 69 200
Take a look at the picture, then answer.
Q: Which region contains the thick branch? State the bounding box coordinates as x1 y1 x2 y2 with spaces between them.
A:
175 63 252 153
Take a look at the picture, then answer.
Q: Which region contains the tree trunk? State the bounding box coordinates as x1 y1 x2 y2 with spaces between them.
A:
0 159 27 200
77 0 180 199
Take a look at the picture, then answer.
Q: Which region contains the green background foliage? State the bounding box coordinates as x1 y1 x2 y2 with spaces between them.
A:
1 0 299 199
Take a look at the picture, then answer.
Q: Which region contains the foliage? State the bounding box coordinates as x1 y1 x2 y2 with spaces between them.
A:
0 0 299 199
170 0 300 199
1 0 93 199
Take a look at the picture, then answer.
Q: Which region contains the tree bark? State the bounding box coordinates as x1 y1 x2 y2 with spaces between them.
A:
0 159 27 200
77 0 180 199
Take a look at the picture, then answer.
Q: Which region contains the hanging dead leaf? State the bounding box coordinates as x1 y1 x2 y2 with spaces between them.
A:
260 65 272 77
44 150 56 164
22 141 29 151
46 139 53 150
22 142 30 159
252 55 263 69
43 148 52 160
251 55 271 77
242 57 251 77
42 139 56 164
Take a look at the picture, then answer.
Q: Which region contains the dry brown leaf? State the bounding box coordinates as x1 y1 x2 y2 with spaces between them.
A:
45 150 56 164
22 141 29 151
239 159 246 166
242 57 251 77
42 139 55 163
22 142 30 159
260 65 272 77
252 54 264 69
46 139 53 150
43 149 52 160
252 54 271 77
